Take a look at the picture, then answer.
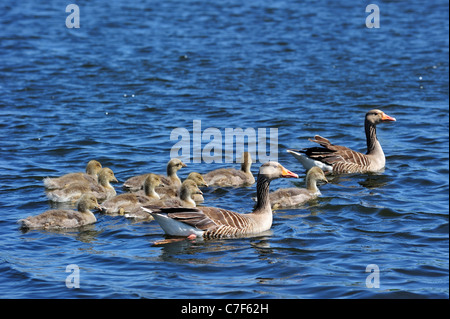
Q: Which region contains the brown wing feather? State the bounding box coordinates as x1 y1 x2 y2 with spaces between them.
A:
143 206 216 230
144 205 252 235
168 209 216 230
199 207 252 229
303 135 372 172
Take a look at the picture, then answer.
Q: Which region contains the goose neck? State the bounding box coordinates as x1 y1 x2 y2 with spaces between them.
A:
241 161 251 174
77 201 91 214
254 175 272 213
145 184 160 199
179 188 196 207
99 178 112 189
365 120 379 154
184 197 196 207
306 178 319 193
180 186 192 201
167 164 178 177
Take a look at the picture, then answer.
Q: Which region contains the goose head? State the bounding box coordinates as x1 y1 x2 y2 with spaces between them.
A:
143 174 163 199
179 179 203 201
306 166 328 192
366 109 396 125
77 193 100 212
167 158 187 176
85 160 102 176
258 161 298 181
98 168 118 187
307 166 328 182
186 172 208 187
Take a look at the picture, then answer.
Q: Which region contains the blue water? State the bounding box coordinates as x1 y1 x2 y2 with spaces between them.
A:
0 0 448 299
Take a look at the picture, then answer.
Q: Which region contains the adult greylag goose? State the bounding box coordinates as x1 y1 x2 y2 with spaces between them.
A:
43 160 102 189
19 194 100 230
124 180 203 220
99 174 162 216
287 109 396 174
45 167 118 203
156 172 208 203
142 161 298 239
269 167 328 210
122 158 187 191
203 152 255 187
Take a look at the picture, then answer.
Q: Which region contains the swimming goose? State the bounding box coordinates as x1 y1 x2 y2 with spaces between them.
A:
156 172 208 203
43 160 102 189
269 167 328 210
142 161 298 239
287 109 396 174
122 158 187 191
19 194 100 230
45 167 118 203
124 180 203 219
99 174 162 216
204 152 255 187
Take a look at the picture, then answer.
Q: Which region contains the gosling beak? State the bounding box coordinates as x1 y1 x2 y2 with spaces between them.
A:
381 112 396 122
281 166 299 178
196 189 203 195
181 162 187 168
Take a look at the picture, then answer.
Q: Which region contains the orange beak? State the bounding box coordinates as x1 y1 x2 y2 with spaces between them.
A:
381 112 396 122
281 166 299 178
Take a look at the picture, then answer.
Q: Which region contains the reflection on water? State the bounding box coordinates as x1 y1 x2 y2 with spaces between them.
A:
357 174 391 190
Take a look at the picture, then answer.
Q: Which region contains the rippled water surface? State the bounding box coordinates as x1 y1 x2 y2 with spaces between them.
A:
0 0 448 299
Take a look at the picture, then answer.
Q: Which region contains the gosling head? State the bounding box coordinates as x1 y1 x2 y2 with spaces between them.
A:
85 160 102 176
77 193 100 212
98 167 118 186
307 166 328 184
306 167 328 193
167 158 187 175
186 172 208 187
143 174 163 199
180 180 203 199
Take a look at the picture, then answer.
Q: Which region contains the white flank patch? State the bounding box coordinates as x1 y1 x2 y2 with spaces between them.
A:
286 149 333 172
141 207 204 237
